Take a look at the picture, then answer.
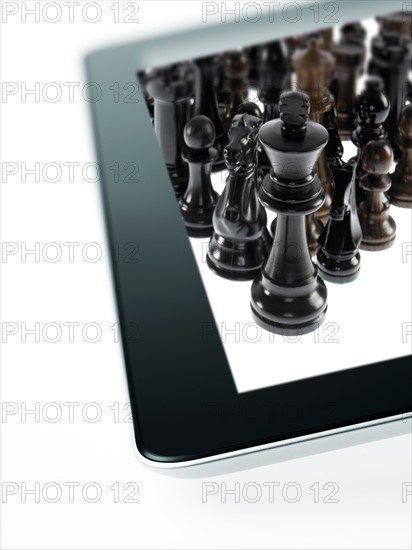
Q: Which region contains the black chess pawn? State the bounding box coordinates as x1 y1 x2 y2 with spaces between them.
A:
221 51 250 130
179 116 219 237
147 63 195 196
251 91 328 335
236 101 262 119
317 159 362 283
389 104 412 208
193 55 227 170
368 30 412 160
351 77 390 203
358 140 396 251
207 113 270 280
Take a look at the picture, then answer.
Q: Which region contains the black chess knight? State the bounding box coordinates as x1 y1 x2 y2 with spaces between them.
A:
317 159 362 283
251 91 328 335
207 112 270 280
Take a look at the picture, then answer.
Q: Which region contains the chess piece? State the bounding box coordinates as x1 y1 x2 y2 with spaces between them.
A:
236 101 262 119
257 40 290 180
378 11 412 38
221 51 250 130
147 63 195 196
368 30 412 160
194 55 227 169
320 28 333 50
244 45 260 88
179 116 219 236
258 41 290 124
332 41 365 137
237 102 263 188
352 77 390 204
138 68 158 123
324 106 344 172
293 37 335 231
207 112 270 280
389 104 412 208
358 140 396 251
251 91 328 335
317 159 362 283
330 22 366 104
340 22 367 47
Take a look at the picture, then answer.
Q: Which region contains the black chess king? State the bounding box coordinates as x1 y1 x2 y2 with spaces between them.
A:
251 91 328 335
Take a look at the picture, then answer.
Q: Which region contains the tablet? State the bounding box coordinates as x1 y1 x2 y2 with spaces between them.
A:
85 0 412 467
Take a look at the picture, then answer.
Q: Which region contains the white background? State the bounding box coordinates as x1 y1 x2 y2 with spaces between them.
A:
1 1 411 549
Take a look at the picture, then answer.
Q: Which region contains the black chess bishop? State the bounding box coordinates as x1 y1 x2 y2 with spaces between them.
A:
317 159 362 283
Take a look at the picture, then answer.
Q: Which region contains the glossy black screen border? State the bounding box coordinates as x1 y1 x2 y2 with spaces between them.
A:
85 1 412 462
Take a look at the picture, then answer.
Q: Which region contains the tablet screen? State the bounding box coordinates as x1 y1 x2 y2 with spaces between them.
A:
141 15 412 394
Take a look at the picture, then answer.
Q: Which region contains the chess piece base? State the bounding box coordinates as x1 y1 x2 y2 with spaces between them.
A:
388 177 412 208
358 208 396 251
185 225 214 238
206 232 271 281
250 273 328 335
317 250 361 283
359 234 396 251
179 198 218 238
388 196 412 209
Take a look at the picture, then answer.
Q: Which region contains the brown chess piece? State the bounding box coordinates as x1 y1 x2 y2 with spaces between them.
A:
358 140 396 251
378 11 412 38
292 37 335 251
221 50 250 131
332 41 365 138
368 26 412 160
389 104 412 208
